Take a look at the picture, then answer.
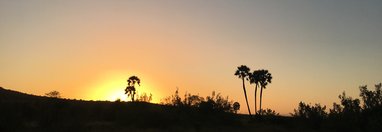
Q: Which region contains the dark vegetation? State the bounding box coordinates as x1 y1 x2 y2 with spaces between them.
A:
124 76 140 102
0 87 243 132
0 72 380 131
291 83 382 131
234 65 252 116
235 65 275 117
2 83 381 132
160 89 240 114
45 91 61 98
235 65 273 117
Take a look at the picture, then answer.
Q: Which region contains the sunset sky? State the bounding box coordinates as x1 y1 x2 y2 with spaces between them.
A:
1 0 381 115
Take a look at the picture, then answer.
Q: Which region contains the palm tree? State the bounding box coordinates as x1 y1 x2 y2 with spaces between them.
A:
234 65 252 116
125 76 141 101
250 70 261 115
258 70 272 115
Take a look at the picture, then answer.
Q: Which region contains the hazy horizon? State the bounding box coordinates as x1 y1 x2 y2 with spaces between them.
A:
1 0 381 115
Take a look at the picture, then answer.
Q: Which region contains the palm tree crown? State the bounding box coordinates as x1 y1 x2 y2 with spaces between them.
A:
249 70 261 85
258 70 272 89
128 76 140 86
235 65 251 80
125 75 141 102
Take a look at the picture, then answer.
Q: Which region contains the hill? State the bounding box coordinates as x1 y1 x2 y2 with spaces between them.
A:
0 87 256 131
0 87 47 102
0 87 353 132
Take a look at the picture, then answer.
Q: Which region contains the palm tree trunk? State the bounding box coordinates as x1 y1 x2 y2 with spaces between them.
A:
255 84 258 115
242 78 252 116
259 86 263 115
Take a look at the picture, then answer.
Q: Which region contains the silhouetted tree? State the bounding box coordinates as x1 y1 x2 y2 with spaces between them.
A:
338 92 361 114
327 83 382 131
292 102 327 119
294 83 382 131
249 70 261 115
359 83 382 110
125 76 140 102
233 102 240 114
258 69 272 115
329 102 342 117
209 91 233 112
45 90 61 98
292 102 327 129
234 65 252 116
183 93 204 107
358 83 382 131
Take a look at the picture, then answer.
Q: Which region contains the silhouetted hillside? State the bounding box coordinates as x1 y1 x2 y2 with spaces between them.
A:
0 87 47 102
2 86 378 132
0 87 249 132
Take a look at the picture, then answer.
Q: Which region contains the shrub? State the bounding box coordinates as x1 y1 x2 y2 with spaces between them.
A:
291 102 327 129
233 102 240 114
45 91 61 98
258 108 279 116
161 89 237 113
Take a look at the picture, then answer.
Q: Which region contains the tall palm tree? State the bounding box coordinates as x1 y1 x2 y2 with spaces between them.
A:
235 65 252 116
258 70 272 115
250 70 261 115
125 76 141 101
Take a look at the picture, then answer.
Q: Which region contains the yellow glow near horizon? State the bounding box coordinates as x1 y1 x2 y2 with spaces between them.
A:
84 70 160 103
1 0 381 115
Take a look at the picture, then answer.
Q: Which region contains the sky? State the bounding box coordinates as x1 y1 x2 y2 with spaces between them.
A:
1 0 381 115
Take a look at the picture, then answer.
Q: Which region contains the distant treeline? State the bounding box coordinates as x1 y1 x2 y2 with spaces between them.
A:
291 83 382 131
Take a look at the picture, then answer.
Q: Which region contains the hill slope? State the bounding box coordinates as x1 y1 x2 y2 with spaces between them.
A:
2 86 380 132
0 87 47 102
2 87 340 132
0 87 254 132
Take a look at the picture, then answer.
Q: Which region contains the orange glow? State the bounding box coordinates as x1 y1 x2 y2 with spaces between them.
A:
83 70 160 103
1 1 381 116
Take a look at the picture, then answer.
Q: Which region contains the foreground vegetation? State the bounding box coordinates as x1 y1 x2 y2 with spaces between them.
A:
1 87 281 132
291 83 382 131
1 83 381 132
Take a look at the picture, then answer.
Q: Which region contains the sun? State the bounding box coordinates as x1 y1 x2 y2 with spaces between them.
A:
108 89 128 101
84 70 160 103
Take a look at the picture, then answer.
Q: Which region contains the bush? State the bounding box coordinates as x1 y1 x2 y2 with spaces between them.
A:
45 91 61 98
291 102 327 129
258 108 279 116
292 102 327 119
325 83 382 131
161 89 237 113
